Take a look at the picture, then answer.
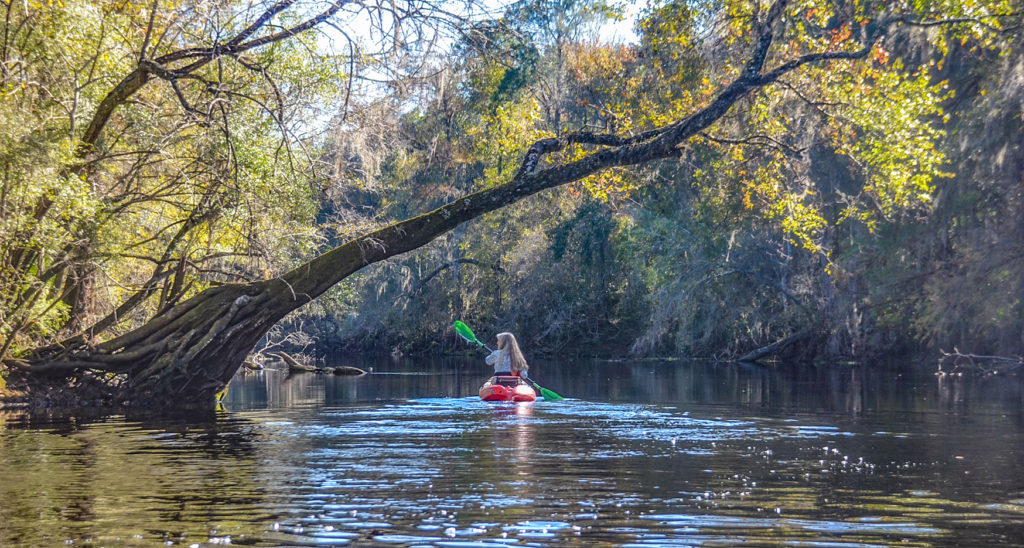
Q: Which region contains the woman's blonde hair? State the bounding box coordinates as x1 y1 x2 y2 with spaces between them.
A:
497 332 529 374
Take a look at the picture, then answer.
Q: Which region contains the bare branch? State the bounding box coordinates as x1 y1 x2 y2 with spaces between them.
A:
78 1 348 158
939 349 1024 377
698 132 805 157
139 0 160 63
896 13 1023 34
407 258 504 297
155 1 346 67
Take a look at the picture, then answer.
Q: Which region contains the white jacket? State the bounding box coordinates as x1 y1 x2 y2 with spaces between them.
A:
485 349 512 374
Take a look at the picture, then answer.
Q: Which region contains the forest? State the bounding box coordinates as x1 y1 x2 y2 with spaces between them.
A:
0 0 1022 408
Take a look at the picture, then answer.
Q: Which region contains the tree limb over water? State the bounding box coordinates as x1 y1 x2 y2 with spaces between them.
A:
2 0 1020 408
938 349 1024 377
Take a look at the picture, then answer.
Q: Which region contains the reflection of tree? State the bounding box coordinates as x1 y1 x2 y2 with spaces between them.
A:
0 424 97 544
223 357 498 408
845 367 863 416
227 358 1024 423
0 417 279 545
543 360 919 417
937 375 966 407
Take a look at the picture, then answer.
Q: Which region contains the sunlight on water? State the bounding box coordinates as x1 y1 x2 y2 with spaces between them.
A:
3 361 1024 545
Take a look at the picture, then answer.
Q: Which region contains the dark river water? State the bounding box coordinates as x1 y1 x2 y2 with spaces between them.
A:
3 357 1024 547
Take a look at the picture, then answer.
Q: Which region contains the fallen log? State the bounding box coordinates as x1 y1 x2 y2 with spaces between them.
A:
738 328 815 364
938 349 1024 377
273 352 319 373
333 366 366 376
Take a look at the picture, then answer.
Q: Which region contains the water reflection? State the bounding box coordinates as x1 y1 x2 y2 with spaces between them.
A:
2 359 1024 546
485 403 535 478
0 414 275 546
227 358 1024 424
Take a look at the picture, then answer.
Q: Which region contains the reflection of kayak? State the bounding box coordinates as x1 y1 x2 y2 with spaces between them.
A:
479 376 537 402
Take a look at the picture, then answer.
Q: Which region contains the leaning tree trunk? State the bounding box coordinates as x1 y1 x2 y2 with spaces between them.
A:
5 0 882 408
13 157 665 407
10 168 608 406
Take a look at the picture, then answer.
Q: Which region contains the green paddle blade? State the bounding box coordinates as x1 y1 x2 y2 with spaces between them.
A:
531 381 563 401
538 386 563 401
456 320 563 401
454 320 483 346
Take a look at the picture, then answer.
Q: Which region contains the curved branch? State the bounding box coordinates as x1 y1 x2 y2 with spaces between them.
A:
154 1 346 68
755 46 875 87
77 1 346 158
896 13 1023 33
408 258 504 296
699 132 805 157
513 127 672 179
77 68 151 155
274 3 902 307
751 1 790 70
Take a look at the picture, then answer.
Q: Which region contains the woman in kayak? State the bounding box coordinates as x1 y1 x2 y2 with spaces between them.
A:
486 332 529 377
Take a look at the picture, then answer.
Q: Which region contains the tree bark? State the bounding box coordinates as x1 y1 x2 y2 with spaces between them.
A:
737 328 815 364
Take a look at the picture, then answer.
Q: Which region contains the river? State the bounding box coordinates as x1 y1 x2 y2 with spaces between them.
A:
2 357 1024 546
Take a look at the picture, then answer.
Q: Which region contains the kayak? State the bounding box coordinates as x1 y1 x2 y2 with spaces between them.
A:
479 375 537 402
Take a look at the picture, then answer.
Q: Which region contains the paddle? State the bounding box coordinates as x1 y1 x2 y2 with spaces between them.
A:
453 320 563 401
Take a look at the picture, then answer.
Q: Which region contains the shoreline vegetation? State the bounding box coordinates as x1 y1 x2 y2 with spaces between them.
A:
1 0 1022 411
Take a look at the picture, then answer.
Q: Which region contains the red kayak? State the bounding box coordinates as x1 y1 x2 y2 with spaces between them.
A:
479 375 537 402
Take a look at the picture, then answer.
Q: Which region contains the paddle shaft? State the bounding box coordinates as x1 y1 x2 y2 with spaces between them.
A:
453 320 563 400
479 345 559 400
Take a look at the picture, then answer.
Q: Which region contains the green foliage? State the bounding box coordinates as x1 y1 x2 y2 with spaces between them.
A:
811 61 952 228
3 0 1020 366
468 99 552 188
326 0 1024 363
0 0 344 357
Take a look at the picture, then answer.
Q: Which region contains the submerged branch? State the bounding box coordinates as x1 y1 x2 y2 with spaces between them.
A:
938 349 1024 377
